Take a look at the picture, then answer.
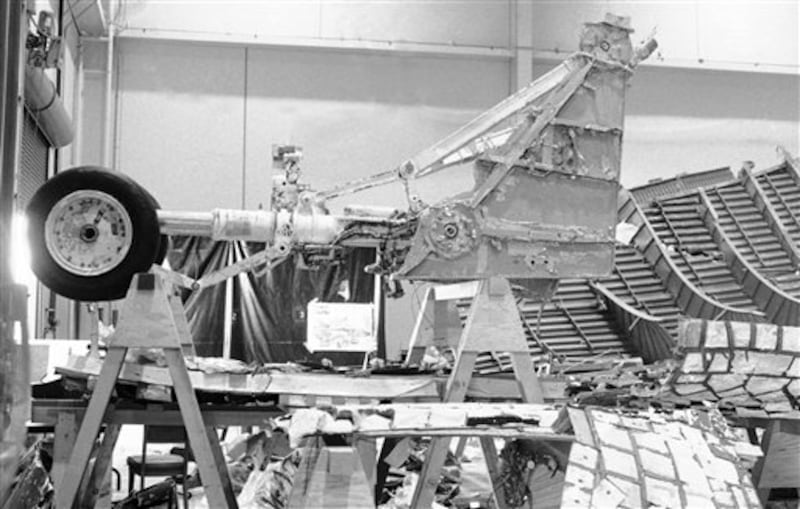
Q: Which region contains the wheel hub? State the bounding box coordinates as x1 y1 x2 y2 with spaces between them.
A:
44 190 134 277
79 225 99 243
423 203 478 259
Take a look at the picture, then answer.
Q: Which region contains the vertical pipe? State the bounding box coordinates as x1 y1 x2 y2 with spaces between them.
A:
222 246 234 358
511 0 534 93
73 39 84 167
102 0 115 168
69 33 86 339
372 251 384 359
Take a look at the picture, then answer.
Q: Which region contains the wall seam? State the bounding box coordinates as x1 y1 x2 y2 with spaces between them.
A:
242 46 248 209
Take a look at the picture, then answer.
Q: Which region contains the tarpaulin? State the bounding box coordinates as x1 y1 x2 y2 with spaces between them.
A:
167 237 379 364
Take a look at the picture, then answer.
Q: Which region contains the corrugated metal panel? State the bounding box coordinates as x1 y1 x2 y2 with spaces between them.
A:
705 181 800 297
756 165 800 245
642 193 761 311
619 191 765 324
17 109 49 208
630 167 734 204
597 244 682 337
466 277 639 375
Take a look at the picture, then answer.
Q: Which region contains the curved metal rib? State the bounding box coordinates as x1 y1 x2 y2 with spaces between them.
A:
590 281 675 363
617 189 765 323
740 168 800 265
697 189 800 326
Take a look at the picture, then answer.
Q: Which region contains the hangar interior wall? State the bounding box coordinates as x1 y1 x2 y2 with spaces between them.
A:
61 0 799 355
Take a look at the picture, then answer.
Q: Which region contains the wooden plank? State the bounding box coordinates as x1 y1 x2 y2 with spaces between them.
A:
168 293 196 356
384 437 412 468
458 278 531 353
165 348 238 508
454 437 468 459
509 352 544 403
79 423 121 508
57 356 439 400
288 438 322 508
267 373 440 401
480 437 510 509
374 437 401 506
444 351 479 403
51 412 78 494
410 436 453 508
753 419 800 489
566 407 595 447
354 437 377 489
356 429 572 439
31 402 283 427
466 375 567 401
405 287 433 365
288 439 373 509
54 347 127 509
110 275 185 349
432 299 462 351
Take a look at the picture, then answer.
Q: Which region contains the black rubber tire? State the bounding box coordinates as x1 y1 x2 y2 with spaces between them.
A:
27 166 162 301
140 185 169 265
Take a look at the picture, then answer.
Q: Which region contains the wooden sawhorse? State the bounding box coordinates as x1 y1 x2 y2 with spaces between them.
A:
54 273 238 508
406 277 545 508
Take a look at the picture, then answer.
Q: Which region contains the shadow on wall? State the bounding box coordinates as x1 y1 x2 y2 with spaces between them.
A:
536 61 800 187
627 66 800 122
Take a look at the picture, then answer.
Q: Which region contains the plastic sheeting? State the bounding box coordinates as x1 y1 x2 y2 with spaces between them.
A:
167 237 378 364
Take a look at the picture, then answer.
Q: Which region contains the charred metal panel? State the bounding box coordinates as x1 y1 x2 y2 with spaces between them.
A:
398 15 646 281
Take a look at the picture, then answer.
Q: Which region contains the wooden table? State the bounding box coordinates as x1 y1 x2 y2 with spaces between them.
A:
32 398 285 507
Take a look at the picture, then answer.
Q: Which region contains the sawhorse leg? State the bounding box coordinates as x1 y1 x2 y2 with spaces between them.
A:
165 349 237 508
480 437 510 509
412 350 480 507
411 277 544 508
52 412 79 494
79 423 121 508
55 347 126 508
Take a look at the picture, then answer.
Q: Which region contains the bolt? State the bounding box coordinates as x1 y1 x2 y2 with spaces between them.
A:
443 223 459 239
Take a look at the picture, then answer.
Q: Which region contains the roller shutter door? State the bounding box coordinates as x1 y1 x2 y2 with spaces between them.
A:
17 109 49 208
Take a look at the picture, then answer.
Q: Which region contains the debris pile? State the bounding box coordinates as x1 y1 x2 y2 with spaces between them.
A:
669 319 800 415
555 405 763 508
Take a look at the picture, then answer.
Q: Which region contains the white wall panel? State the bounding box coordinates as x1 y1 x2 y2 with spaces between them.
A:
605 1 699 62
619 64 797 185
115 39 245 210
531 0 799 73
243 47 510 211
77 41 108 167
531 58 799 187
120 0 321 39
531 1 609 54
696 1 799 69
80 73 105 166
319 0 511 48
120 0 512 49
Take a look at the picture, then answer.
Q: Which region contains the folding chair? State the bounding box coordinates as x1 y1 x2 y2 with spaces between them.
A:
126 425 189 508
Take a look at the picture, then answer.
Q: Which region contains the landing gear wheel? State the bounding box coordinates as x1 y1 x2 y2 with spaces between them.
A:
27 166 162 301
141 186 169 265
